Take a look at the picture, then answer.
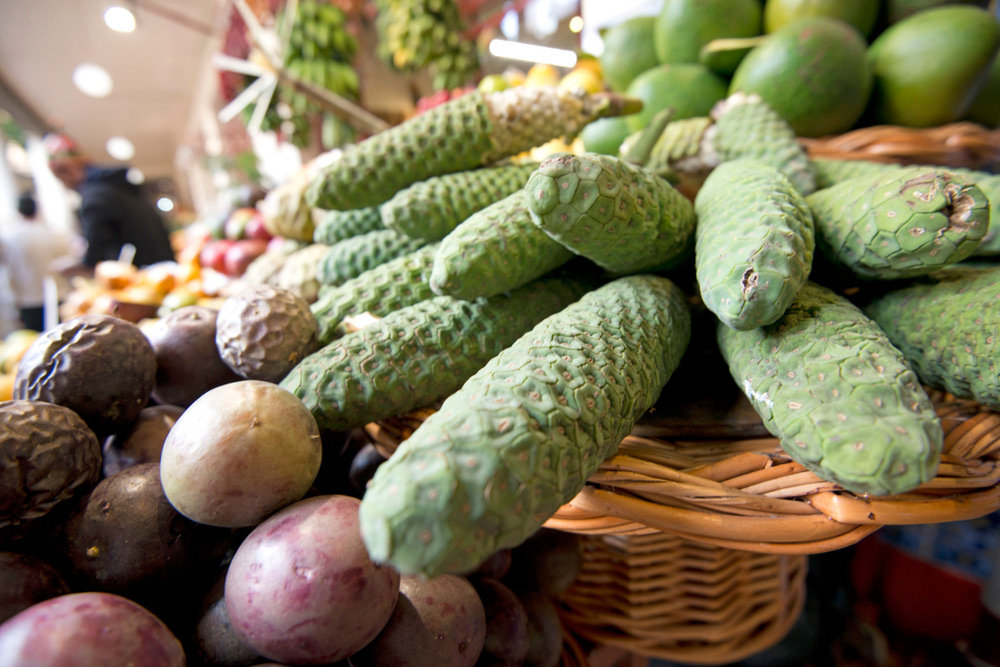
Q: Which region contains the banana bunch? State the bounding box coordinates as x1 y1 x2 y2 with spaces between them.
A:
254 0 361 148
375 0 480 90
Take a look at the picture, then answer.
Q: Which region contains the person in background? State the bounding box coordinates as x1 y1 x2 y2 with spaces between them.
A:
1 193 78 331
43 133 175 274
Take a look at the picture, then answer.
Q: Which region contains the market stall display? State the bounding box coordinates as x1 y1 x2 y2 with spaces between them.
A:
3 0 1000 665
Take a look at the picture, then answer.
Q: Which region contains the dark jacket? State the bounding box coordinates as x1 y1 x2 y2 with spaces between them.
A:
78 165 175 268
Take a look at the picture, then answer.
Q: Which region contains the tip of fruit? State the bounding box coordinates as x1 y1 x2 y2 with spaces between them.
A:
612 95 645 117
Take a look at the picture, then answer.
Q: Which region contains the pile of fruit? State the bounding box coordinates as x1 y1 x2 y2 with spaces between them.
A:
374 0 480 90
2 1 1000 665
588 0 1000 158
51 204 292 334
253 0 363 150
197 206 275 278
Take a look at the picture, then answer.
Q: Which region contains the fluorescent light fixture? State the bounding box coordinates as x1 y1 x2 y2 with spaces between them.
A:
106 136 135 161
73 63 113 98
157 197 174 212
104 6 136 32
488 39 577 68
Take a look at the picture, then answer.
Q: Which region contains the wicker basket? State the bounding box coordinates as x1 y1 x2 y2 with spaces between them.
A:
364 383 1000 664
557 533 807 665
365 391 1000 663
798 121 1000 169
542 394 1000 554
360 121 1000 665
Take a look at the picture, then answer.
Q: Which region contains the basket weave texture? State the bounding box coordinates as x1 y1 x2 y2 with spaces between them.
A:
543 394 1000 554
798 121 1000 169
557 533 807 665
364 391 1000 556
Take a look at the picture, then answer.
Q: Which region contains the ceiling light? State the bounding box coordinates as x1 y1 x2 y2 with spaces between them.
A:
104 6 136 32
73 63 113 98
106 136 135 161
488 39 577 68
157 197 174 212
569 16 584 33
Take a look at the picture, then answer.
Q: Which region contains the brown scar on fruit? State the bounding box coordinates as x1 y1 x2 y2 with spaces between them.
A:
901 171 942 204
741 268 758 296
942 182 976 234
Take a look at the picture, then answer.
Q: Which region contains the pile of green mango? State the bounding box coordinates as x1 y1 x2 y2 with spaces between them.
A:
589 0 1000 151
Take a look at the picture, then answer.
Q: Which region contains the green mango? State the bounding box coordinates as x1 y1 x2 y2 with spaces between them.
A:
624 63 728 133
729 17 873 137
763 0 880 37
881 0 991 26
964 52 1000 127
653 0 762 65
598 16 661 92
866 5 1000 127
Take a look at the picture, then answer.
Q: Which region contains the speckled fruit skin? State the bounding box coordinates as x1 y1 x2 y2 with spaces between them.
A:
215 284 320 383
351 574 486 667
224 495 401 665
0 400 102 546
159 380 322 528
12 314 157 436
0 591 186 666
716 281 943 496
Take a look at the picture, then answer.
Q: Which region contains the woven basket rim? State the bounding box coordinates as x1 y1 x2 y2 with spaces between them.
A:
364 393 1000 555
799 121 1000 169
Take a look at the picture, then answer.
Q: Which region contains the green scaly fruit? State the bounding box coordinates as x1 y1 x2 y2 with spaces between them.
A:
717 280 943 496
694 159 816 330
630 93 814 194
810 159 1000 256
708 93 816 195
359 274 692 577
524 152 696 275
429 192 575 301
313 206 386 245
316 230 430 287
863 266 1000 411
806 166 991 280
380 162 539 241
275 243 330 305
630 116 714 175
280 273 596 433
306 87 642 211
810 158 900 190
811 158 1000 257
310 243 439 344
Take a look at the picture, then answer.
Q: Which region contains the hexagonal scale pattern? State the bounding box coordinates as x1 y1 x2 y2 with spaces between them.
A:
717 281 943 497
359 274 691 577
